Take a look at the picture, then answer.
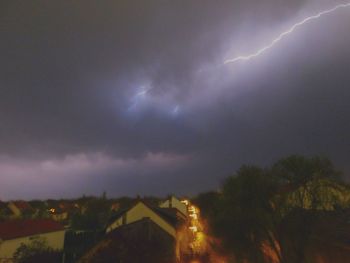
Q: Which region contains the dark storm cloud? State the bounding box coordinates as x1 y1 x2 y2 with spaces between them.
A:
0 0 349 199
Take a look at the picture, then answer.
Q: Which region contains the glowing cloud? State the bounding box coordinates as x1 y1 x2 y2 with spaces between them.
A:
127 2 350 115
128 85 152 111
224 2 350 65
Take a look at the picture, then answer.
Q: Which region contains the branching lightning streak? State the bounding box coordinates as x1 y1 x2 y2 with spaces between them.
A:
128 3 350 115
224 2 350 65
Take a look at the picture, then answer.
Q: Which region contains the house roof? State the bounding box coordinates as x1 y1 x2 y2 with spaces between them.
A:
107 208 129 225
153 207 181 226
107 200 180 229
144 203 179 228
159 196 188 216
12 201 33 211
107 217 175 240
0 219 64 240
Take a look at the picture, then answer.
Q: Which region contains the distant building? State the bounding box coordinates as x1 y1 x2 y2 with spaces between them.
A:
49 208 69 222
47 201 79 223
110 202 120 212
0 219 65 262
159 196 188 217
7 201 33 218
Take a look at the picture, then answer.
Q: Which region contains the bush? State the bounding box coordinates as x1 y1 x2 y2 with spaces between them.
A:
13 237 61 263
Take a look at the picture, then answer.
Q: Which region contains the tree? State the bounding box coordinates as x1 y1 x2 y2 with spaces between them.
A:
193 155 350 263
270 156 346 262
192 191 221 220
272 155 342 210
272 155 340 185
212 165 281 263
71 196 111 231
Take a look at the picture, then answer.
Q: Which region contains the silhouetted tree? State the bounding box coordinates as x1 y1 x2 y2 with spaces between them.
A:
211 165 281 263
197 155 349 263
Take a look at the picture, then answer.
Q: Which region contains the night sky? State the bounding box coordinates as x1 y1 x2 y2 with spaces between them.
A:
1 0 350 200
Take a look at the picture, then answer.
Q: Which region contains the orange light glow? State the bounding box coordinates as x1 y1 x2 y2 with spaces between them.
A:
189 226 198 232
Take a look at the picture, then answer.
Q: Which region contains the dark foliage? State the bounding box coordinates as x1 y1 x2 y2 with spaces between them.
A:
195 155 349 263
13 237 62 263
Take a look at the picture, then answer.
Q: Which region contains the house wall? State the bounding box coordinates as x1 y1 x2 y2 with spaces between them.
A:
0 230 65 261
52 212 68 221
160 196 188 216
7 203 21 218
82 219 177 263
106 203 176 238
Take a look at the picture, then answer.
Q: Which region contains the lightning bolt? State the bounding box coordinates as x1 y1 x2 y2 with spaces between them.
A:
224 2 350 65
127 3 350 115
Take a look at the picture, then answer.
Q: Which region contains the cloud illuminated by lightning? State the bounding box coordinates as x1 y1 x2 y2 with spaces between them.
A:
127 2 350 115
172 105 180 115
224 2 350 65
127 85 152 111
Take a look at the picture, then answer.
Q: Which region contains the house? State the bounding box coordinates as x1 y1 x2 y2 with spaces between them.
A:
58 202 79 213
104 199 192 262
48 208 69 222
83 199 188 263
47 201 80 222
110 202 120 212
0 219 65 262
106 201 179 238
7 201 33 218
159 196 188 217
79 217 176 263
